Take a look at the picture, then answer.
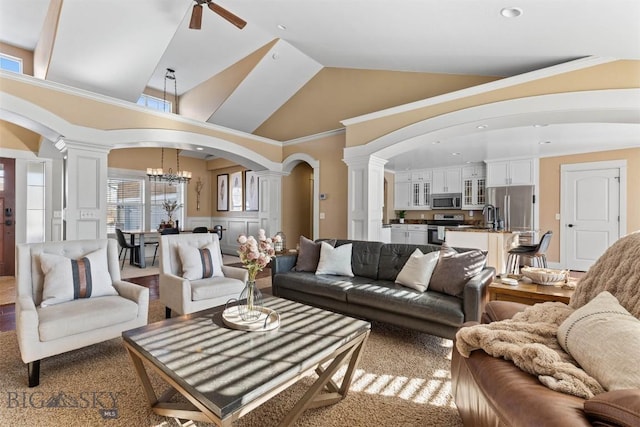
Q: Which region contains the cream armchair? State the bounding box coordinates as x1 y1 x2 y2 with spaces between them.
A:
159 233 247 317
16 239 149 387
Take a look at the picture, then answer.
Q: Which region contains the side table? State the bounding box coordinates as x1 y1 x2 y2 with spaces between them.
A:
489 279 576 305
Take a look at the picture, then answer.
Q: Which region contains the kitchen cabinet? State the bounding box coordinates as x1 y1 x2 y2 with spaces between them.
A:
462 176 486 209
411 180 431 208
394 171 411 210
486 159 535 187
395 170 431 210
445 230 516 274
462 163 486 178
390 224 429 244
432 167 462 193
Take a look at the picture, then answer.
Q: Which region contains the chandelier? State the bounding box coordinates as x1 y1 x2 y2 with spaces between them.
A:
147 147 192 184
146 68 192 184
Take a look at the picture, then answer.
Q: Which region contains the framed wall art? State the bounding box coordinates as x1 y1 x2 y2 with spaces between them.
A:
230 171 243 212
245 170 259 211
217 174 228 211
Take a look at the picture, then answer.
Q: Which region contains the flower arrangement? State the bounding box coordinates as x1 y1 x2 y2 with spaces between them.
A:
237 229 281 282
162 200 182 222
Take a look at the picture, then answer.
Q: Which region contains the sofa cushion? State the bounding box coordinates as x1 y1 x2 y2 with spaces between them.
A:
395 248 439 292
557 291 640 391
190 277 245 301
274 272 356 302
316 242 354 277
293 236 336 272
378 244 441 282
341 240 385 280
429 243 487 297
347 282 464 327
37 295 139 341
39 247 118 307
178 241 224 280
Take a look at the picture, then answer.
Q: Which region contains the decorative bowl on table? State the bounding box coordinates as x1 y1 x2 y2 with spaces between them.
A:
520 267 568 285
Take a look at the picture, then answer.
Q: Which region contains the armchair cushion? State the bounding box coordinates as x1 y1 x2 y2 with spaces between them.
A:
37 295 139 341
191 277 247 301
39 247 117 307
178 241 224 280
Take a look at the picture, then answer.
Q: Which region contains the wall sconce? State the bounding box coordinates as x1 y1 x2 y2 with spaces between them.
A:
195 177 204 211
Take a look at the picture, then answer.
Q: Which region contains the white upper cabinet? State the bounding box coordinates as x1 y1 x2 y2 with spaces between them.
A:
462 163 486 178
486 159 536 187
432 167 462 193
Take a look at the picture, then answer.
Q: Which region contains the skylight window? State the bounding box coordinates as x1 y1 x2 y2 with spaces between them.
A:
0 53 23 73
137 94 171 113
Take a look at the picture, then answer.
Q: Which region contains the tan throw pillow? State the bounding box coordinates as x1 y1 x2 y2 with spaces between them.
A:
557 291 640 391
39 247 117 307
395 248 440 292
178 240 224 280
428 243 487 297
293 236 336 272
315 242 354 277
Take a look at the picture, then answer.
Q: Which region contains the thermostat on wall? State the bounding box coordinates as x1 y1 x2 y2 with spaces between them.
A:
319 193 328 200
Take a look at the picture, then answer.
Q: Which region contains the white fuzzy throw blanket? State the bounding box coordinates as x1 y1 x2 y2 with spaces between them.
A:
456 231 640 399
456 302 604 399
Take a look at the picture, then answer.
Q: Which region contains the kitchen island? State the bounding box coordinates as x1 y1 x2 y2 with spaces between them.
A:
445 228 517 275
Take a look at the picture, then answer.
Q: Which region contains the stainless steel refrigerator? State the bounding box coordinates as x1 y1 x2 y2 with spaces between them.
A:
486 185 535 242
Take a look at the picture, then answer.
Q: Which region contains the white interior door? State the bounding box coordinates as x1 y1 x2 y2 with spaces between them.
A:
561 161 625 271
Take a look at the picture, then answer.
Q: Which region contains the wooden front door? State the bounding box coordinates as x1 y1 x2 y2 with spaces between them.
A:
0 158 16 276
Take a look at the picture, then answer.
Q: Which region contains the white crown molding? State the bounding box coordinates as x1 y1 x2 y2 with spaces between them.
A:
283 128 345 146
340 56 616 126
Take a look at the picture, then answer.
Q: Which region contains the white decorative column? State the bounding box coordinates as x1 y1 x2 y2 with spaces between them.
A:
255 171 283 238
344 155 387 241
63 141 110 240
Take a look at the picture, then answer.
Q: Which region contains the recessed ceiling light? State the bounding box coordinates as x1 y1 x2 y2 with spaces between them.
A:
277 24 286 30
501 7 523 18
452 152 461 156
272 52 280 60
539 141 551 145
431 141 441 144
196 147 204 151
533 124 548 128
476 124 488 129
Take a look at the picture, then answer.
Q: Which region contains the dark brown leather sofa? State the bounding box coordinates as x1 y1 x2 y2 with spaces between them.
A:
451 300 640 427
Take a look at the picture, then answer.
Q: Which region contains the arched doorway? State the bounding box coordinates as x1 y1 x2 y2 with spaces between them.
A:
282 162 314 248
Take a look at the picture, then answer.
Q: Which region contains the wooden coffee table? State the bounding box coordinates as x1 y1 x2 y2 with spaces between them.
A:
489 278 576 305
122 297 370 426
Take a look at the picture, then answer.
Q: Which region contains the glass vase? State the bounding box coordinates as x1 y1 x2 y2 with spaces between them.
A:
238 280 263 321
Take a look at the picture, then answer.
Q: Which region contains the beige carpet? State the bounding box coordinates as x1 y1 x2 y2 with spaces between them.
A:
0 301 462 426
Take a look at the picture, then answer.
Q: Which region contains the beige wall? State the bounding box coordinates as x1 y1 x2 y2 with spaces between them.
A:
539 148 640 263
0 120 41 151
282 162 313 248
256 68 499 141
283 132 348 239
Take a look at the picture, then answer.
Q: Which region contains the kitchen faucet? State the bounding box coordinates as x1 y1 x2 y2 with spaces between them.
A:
483 204 496 229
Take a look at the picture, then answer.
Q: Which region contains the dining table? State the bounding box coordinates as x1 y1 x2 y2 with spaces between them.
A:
122 228 226 268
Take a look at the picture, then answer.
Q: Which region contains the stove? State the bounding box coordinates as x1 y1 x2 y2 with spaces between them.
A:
426 214 465 245
427 213 465 227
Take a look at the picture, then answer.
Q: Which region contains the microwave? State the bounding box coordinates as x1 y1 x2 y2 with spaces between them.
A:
430 193 462 210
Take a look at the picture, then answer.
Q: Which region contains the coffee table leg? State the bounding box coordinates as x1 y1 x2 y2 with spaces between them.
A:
125 346 159 407
278 331 369 427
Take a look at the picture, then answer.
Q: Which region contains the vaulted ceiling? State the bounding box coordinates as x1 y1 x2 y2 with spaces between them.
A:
1 0 639 168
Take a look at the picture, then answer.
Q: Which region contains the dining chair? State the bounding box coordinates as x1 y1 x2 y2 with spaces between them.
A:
212 225 223 241
192 226 209 233
506 230 553 274
115 228 140 269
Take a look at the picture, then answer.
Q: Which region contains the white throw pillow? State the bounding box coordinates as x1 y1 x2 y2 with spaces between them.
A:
315 242 354 277
557 291 640 391
39 247 117 307
178 240 224 280
395 248 439 292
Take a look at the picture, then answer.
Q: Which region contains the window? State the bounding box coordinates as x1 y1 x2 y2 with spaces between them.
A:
107 178 144 234
0 53 23 73
137 94 171 113
107 171 185 233
26 162 45 243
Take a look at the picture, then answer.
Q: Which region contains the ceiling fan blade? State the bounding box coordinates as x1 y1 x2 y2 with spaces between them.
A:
207 2 247 29
189 4 203 29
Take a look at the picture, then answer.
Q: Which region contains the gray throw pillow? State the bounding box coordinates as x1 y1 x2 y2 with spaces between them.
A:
293 236 336 272
428 243 487 297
